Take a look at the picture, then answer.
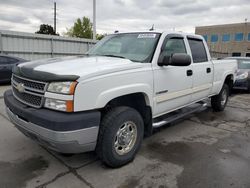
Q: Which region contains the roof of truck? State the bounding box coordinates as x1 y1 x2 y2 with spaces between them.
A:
112 30 203 39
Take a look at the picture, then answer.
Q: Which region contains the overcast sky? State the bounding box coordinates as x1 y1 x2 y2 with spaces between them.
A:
0 0 249 35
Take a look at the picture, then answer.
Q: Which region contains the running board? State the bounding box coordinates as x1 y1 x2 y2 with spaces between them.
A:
153 102 207 128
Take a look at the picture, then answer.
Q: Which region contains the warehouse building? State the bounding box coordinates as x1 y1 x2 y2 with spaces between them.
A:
195 22 250 58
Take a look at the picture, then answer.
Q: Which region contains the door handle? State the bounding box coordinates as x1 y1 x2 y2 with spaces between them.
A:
186 70 193 76
207 68 211 73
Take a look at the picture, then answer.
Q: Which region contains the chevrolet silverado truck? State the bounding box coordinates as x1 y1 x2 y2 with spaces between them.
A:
4 31 237 167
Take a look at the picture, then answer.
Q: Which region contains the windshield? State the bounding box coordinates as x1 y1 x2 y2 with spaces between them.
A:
238 59 250 69
88 33 160 62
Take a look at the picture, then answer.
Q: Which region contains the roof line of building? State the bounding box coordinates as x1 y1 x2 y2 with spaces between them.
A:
196 22 250 29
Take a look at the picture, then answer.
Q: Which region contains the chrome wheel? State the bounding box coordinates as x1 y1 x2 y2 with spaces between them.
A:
221 89 227 106
114 121 137 156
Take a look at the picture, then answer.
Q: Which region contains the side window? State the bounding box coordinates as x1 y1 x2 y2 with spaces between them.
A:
0 56 4 65
0 57 17 64
161 38 186 57
5 57 17 64
0 57 8 65
188 39 208 63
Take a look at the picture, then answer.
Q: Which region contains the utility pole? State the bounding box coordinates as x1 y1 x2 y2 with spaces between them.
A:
54 2 56 34
93 0 96 40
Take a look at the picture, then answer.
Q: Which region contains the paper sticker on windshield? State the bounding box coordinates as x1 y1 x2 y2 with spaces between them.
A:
138 34 156 38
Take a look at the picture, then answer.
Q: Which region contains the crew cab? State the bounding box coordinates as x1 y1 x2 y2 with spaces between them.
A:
4 31 237 167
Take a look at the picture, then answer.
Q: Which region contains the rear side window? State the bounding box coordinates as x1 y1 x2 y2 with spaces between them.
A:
188 39 208 63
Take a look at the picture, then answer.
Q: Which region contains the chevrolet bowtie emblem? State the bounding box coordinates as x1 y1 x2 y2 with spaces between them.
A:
16 83 25 93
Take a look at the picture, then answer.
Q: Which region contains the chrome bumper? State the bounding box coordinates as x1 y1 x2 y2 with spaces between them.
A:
6 107 99 153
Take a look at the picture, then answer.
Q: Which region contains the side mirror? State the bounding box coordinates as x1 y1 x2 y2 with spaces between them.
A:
158 53 191 66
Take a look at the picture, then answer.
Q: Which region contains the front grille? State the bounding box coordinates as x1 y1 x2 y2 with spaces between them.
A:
11 74 48 108
234 80 248 88
12 75 46 92
13 87 43 107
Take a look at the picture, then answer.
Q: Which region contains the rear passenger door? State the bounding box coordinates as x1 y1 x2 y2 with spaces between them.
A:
187 37 213 102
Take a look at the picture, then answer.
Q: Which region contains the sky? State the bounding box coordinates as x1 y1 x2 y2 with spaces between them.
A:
0 0 249 35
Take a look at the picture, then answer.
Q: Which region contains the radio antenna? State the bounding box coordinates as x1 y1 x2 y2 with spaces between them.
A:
149 24 154 31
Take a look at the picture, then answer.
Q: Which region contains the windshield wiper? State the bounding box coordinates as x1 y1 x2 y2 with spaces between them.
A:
101 54 126 59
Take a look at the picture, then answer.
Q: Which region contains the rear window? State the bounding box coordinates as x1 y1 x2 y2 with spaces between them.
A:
188 39 208 63
238 60 250 69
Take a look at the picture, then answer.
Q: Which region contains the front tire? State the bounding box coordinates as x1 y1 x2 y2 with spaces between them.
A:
211 84 229 112
96 106 144 168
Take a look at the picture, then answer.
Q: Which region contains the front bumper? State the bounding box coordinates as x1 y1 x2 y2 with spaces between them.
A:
4 90 101 153
233 79 249 90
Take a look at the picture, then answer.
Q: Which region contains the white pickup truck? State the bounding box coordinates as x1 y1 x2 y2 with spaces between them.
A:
4 31 237 167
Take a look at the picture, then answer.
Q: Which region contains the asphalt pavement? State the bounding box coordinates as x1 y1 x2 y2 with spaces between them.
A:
0 85 250 188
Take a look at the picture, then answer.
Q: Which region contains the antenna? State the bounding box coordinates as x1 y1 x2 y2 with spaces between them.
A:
149 24 154 31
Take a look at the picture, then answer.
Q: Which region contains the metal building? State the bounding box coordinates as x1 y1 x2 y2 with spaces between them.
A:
0 30 96 60
195 22 250 58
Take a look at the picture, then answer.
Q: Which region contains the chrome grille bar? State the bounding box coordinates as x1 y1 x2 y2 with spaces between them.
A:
11 74 48 108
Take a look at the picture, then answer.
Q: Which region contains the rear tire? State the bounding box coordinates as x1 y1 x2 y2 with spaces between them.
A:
96 106 144 168
211 84 229 112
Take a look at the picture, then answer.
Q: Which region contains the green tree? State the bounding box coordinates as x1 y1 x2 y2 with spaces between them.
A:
36 24 58 35
96 33 107 40
66 17 93 39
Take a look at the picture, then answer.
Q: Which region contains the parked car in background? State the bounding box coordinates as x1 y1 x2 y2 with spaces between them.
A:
227 57 250 92
0 55 27 83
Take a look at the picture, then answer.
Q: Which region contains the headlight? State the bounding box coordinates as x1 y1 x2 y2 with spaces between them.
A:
236 72 248 80
47 82 77 94
44 98 73 112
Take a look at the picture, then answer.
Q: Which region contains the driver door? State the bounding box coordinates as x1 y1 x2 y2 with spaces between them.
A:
153 35 193 117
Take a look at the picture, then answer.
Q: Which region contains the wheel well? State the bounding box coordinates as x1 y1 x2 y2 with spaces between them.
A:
224 74 234 95
102 93 153 137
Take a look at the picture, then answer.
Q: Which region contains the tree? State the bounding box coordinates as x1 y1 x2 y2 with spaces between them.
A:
36 24 58 35
66 17 93 39
96 33 107 40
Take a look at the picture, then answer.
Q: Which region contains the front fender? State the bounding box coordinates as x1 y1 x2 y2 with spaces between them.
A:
95 84 153 108
73 70 154 112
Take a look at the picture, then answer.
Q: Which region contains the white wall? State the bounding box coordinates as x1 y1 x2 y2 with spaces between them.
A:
0 30 97 60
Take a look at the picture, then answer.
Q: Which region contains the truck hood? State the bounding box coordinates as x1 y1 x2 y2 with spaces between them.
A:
13 56 144 82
